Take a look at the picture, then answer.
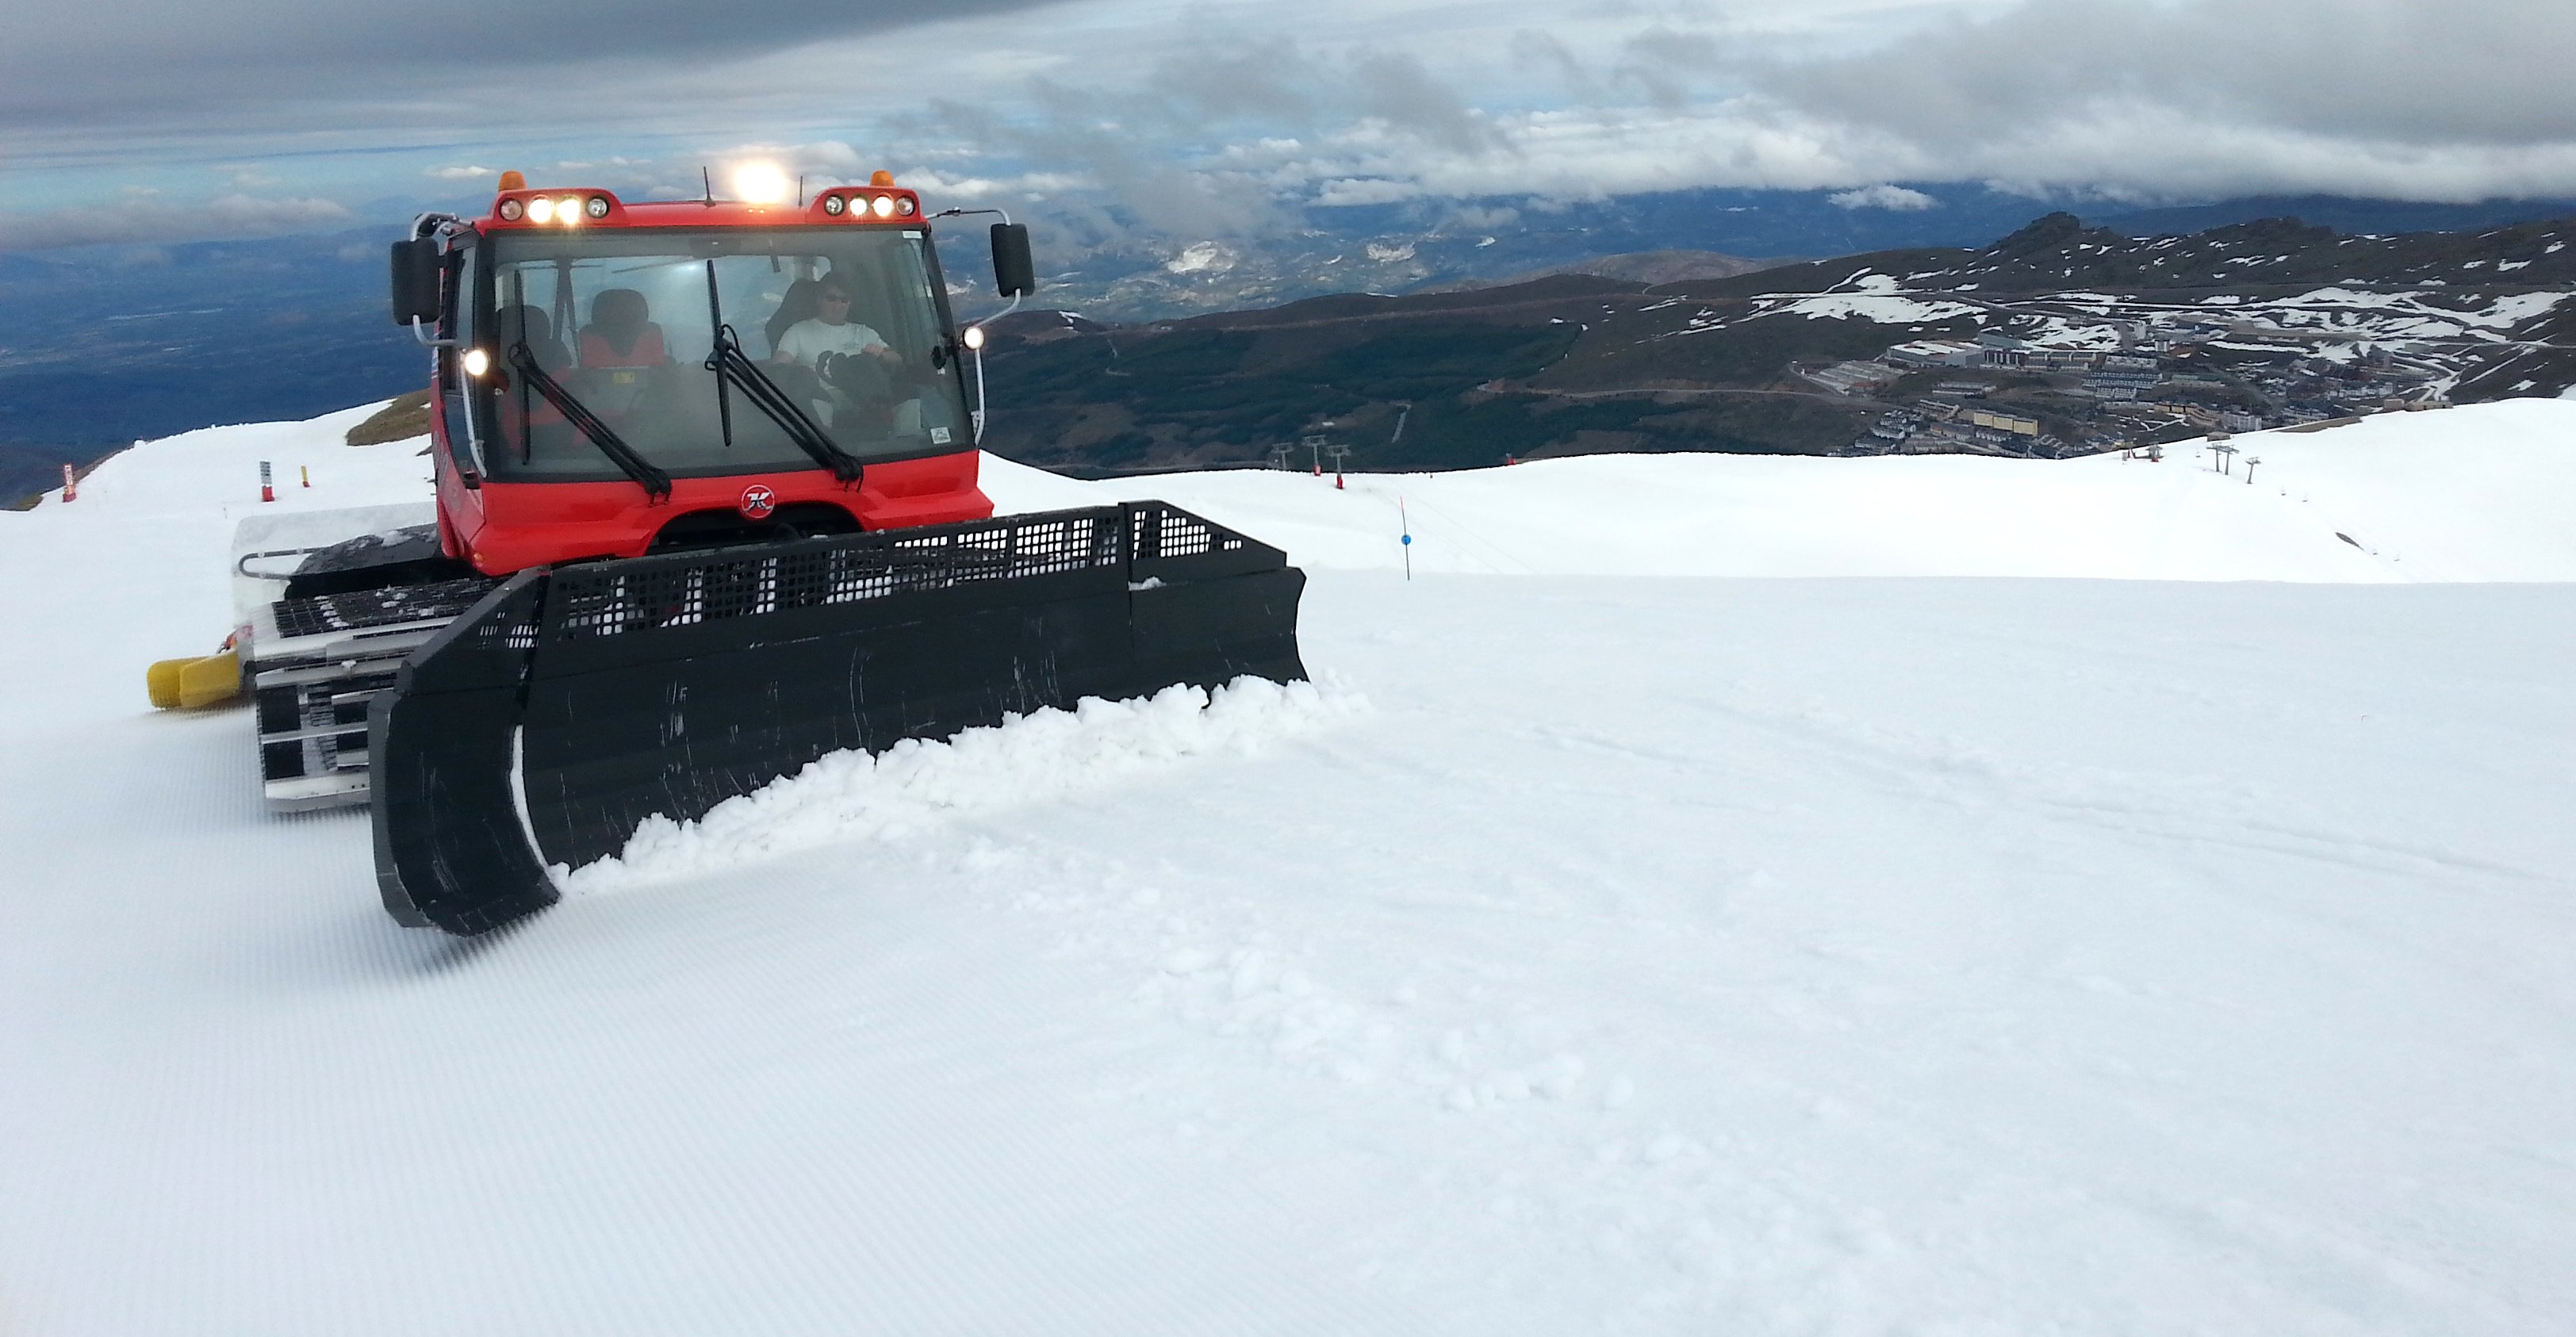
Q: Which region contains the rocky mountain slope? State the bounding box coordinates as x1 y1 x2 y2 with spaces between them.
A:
979 213 2576 474
1703 212 2576 296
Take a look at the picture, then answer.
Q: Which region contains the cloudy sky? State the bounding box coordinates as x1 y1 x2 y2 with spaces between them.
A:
5 0 2572 250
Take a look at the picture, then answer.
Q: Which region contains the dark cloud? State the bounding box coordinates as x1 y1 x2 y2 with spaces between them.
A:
1607 28 1721 117
1508 31 1598 103
1 0 1071 142
1757 0 2576 154
980 79 1294 240
1138 34 1322 125
912 35 1512 248
1348 54 1509 156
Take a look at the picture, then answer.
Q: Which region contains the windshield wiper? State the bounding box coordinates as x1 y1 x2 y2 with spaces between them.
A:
505 342 673 501
703 324 865 484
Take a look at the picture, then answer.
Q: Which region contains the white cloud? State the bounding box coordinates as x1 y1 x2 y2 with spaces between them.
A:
1313 178 1423 207
0 193 352 250
897 168 1088 201
1829 183 1938 210
1444 204 1520 230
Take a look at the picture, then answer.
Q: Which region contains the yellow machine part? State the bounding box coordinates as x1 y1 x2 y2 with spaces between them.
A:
146 651 243 711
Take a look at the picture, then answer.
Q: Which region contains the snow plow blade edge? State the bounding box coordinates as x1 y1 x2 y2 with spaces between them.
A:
371 504 1305 936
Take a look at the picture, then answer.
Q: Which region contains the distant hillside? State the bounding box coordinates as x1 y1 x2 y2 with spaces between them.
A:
979 271 1948 473
1439 249 1788 292
1689 212 2576 297
979 210 2576 474
1047 188 2576 324
2087 195 2576 239
0 228 422 455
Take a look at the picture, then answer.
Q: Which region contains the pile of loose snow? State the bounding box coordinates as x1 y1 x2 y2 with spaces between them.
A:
561 676 1363 893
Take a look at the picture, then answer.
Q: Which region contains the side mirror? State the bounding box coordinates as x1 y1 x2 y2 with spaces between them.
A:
990 223 1036 298
389 239 441 326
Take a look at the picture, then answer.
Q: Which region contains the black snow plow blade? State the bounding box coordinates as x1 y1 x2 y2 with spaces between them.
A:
371 503 1305 935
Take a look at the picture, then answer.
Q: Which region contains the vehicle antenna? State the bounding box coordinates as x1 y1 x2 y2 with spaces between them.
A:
702 167 714 206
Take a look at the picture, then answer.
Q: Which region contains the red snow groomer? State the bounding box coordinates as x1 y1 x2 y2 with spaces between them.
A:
184 170 1305 935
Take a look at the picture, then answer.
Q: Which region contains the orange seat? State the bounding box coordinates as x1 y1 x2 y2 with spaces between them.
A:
579 289 666 368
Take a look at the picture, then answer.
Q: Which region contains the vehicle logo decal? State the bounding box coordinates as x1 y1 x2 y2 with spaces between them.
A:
738 485 776 519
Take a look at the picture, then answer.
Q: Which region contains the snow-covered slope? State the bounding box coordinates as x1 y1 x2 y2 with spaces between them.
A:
4 406 2574 1335
978 399 2576 583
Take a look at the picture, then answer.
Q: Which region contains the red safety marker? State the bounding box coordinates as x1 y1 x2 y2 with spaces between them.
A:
260 461 275 503
60 463 77 503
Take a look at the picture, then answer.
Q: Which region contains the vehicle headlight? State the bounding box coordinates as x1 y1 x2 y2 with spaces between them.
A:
527 196 555 224
585 194 610 219
822 193 847 216
462 347 491 377
498 197 525 222
871 193 895 219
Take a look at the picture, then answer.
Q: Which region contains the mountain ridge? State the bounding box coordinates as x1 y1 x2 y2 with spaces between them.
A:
978 210 2576 475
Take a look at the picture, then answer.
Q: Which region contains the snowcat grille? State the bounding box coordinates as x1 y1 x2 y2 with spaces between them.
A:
272 577 499 640
1134 506 1228 558
546 508 1134 642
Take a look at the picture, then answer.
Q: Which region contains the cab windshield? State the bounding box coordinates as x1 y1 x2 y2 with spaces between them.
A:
475 226 970 481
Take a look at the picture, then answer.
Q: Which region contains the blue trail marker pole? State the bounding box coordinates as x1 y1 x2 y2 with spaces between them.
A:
1399 497 1413 580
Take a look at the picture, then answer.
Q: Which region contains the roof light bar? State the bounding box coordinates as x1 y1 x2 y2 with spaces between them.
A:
493 191 619 225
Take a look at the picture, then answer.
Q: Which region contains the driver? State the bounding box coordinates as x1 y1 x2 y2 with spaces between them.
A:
770 278 901 374
769 276 904 429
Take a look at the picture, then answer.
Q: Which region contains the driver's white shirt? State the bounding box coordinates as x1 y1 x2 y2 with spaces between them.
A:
775 318 889 366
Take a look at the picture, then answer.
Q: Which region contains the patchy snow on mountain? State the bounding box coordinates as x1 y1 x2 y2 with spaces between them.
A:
1163 241 1236 275
1767 291 1987 324
5 400 2574 1335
